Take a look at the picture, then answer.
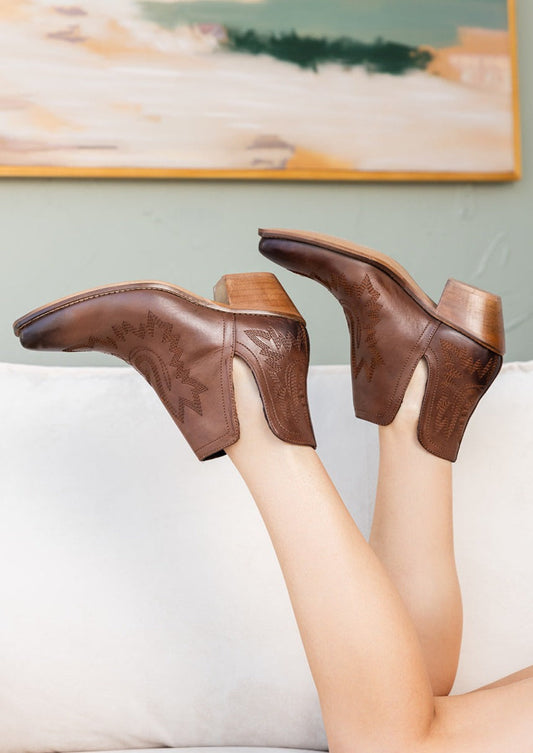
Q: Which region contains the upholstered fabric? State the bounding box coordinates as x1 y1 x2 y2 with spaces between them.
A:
0 361 532 753
73 749 321 753
451 361 533 692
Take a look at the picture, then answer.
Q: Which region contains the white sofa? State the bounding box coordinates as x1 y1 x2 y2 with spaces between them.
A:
1 360 532 753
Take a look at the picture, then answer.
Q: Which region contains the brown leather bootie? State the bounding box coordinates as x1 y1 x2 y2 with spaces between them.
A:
13 273 316 460
259 228 505 462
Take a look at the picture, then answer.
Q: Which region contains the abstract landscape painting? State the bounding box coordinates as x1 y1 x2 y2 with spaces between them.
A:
0 0 520 179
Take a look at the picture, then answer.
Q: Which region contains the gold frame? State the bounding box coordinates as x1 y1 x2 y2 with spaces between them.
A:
0 0 521 181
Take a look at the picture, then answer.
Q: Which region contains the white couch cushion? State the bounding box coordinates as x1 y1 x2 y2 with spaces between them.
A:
451 361 533 692
0 361 531 752
75 749 321 753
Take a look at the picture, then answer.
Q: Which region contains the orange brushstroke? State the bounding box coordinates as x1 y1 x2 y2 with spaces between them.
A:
0 0 30 21
426 28 511 92
83 18 160 58
112 102 145 115
285 147 351 171
112 101 162 123
29 104 80 133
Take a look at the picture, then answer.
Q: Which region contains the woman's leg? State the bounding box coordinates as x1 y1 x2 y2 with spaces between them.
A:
474 666 533 691
226 357 533 753
226 358 435 753
432 679 533 752
369 360 462 696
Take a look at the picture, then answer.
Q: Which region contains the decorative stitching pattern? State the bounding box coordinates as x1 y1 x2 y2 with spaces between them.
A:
243 324 309 421
433 339 498 440
65 310 208 424
326 271 384 382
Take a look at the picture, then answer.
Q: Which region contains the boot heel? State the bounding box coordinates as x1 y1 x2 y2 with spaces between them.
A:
213 272 304 322
436 279 505 355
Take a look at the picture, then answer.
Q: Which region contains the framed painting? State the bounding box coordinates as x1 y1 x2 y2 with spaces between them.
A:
0 0 521 180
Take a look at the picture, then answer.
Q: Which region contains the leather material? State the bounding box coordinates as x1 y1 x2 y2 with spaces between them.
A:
259 237 502 461
234 314 314 447
70 749 325 753
419 324 502 461
14 283 316 460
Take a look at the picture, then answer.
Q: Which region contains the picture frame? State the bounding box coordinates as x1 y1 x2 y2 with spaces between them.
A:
0 0 521 181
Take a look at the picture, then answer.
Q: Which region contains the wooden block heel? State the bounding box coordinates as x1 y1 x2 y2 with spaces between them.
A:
436 279 505 355
213 272 304 322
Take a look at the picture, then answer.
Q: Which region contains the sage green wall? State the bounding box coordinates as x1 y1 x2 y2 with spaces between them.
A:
2 6 532 367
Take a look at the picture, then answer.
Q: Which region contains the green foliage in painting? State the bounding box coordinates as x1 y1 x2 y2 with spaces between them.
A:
224 29 433 74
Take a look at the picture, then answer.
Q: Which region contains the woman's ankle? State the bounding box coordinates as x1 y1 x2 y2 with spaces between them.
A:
379 360 452 470
227 356 310 462
378 360 428 448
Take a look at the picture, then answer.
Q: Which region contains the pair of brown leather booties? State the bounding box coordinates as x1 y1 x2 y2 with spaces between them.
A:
13 229 504 463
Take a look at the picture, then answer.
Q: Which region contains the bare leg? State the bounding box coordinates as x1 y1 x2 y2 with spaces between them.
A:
370 360 462 696
432 679 533 752
227 359 435 752
474 666 533 691
226 358 533 753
